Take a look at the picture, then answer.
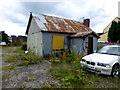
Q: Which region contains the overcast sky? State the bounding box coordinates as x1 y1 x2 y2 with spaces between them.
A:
0 0 119 36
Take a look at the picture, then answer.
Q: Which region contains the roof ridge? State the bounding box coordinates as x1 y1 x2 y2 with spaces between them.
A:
32 12 83 23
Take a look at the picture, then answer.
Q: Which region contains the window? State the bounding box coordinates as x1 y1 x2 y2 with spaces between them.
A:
52 35 64 50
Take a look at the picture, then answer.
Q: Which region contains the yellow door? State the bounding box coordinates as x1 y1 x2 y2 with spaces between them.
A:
52 35 64 50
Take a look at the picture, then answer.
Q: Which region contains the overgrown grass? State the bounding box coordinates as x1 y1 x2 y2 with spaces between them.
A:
3 46 44 66
25 76 36 82
0 64 15 71
48 61 89 88
48 51 87 88
2 75 9 80
16 52 44 66
48 51 119 88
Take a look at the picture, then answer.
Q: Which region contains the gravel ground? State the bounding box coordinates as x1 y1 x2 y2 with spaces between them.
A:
1 47 59 88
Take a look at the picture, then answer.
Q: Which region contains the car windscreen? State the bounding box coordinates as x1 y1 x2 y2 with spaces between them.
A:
97 46 120 56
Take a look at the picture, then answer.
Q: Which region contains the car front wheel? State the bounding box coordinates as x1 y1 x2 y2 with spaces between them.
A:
111 65 119 77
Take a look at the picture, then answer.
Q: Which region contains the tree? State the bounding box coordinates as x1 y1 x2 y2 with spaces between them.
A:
0 31 9 44
108 21 120 43
116 21 120 42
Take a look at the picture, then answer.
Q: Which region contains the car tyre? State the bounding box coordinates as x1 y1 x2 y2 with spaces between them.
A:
111 65 119 77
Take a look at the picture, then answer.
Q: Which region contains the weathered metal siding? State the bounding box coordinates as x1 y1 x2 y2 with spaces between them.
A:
42 32 98 56
93 37 98 52
27 18 43 56
42 32 70 56
70 37 88 55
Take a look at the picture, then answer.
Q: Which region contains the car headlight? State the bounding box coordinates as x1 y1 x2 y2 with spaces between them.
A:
97 62 110 67
81 59 86 62
80 59 86 65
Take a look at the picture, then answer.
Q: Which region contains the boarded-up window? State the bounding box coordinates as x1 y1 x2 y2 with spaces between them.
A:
52 35 64 50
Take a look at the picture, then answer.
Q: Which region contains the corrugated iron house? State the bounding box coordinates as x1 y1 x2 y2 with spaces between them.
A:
26 13 99 56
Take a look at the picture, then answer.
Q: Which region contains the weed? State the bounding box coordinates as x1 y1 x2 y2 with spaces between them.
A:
17 53 44 66
2 75 8 80
18 85 27 88
26 76 36 82
94 72 101 82
48 60 88 88
4 46 44 66
48 50 120 88
48 51 87 88
14 69 18 76
33 85 37 88
50 50 82 64
42 83 52 88
50 59 61 63
0 65 15 71
61 68 88 88
49 66 70 79
5 55 17 63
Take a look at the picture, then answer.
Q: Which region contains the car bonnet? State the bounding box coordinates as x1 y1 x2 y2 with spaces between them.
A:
82 53 119 63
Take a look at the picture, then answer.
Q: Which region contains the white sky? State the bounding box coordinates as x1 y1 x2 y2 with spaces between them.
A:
0 0 119 36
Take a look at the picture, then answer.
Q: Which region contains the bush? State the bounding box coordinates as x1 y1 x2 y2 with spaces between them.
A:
50 50 82 64
48 61 88 88
48 51 87 88
21 42 27 51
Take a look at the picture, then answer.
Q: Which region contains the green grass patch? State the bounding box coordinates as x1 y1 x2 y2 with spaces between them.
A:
5 55 17 63
48 51 87 88
3 46 44 66
25 76 36 82
17 52 44 66
18 85 27 88
48 50 119 88
48 63 88 88
0 65 15 71
49 62 119 88
42 83 52 88
2 75 9 80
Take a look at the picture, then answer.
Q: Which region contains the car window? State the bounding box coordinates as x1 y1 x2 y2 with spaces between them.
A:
98 46 120 56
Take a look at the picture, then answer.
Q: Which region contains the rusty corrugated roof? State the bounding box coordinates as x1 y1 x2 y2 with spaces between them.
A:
44 14 92 33
26 13 99 37
71 31 92 37
70 31 100 38
43 15 91 33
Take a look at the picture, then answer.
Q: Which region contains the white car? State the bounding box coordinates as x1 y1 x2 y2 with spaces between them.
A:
80 45 120 77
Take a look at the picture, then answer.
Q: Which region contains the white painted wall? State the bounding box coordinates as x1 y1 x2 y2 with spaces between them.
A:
27 18 43 56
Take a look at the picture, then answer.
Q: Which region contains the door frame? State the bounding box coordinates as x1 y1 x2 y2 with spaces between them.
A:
87 37 93 54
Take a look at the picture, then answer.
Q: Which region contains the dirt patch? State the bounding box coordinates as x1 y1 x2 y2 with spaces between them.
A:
1 47 59 88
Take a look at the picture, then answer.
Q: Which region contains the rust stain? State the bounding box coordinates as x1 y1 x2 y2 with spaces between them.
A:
43 15 92 33
71 31 92 37
33 16 40 21
26 13 99 37
71 33 90 37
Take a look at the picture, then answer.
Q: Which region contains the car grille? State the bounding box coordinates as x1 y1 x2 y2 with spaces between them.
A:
86 61 95 66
